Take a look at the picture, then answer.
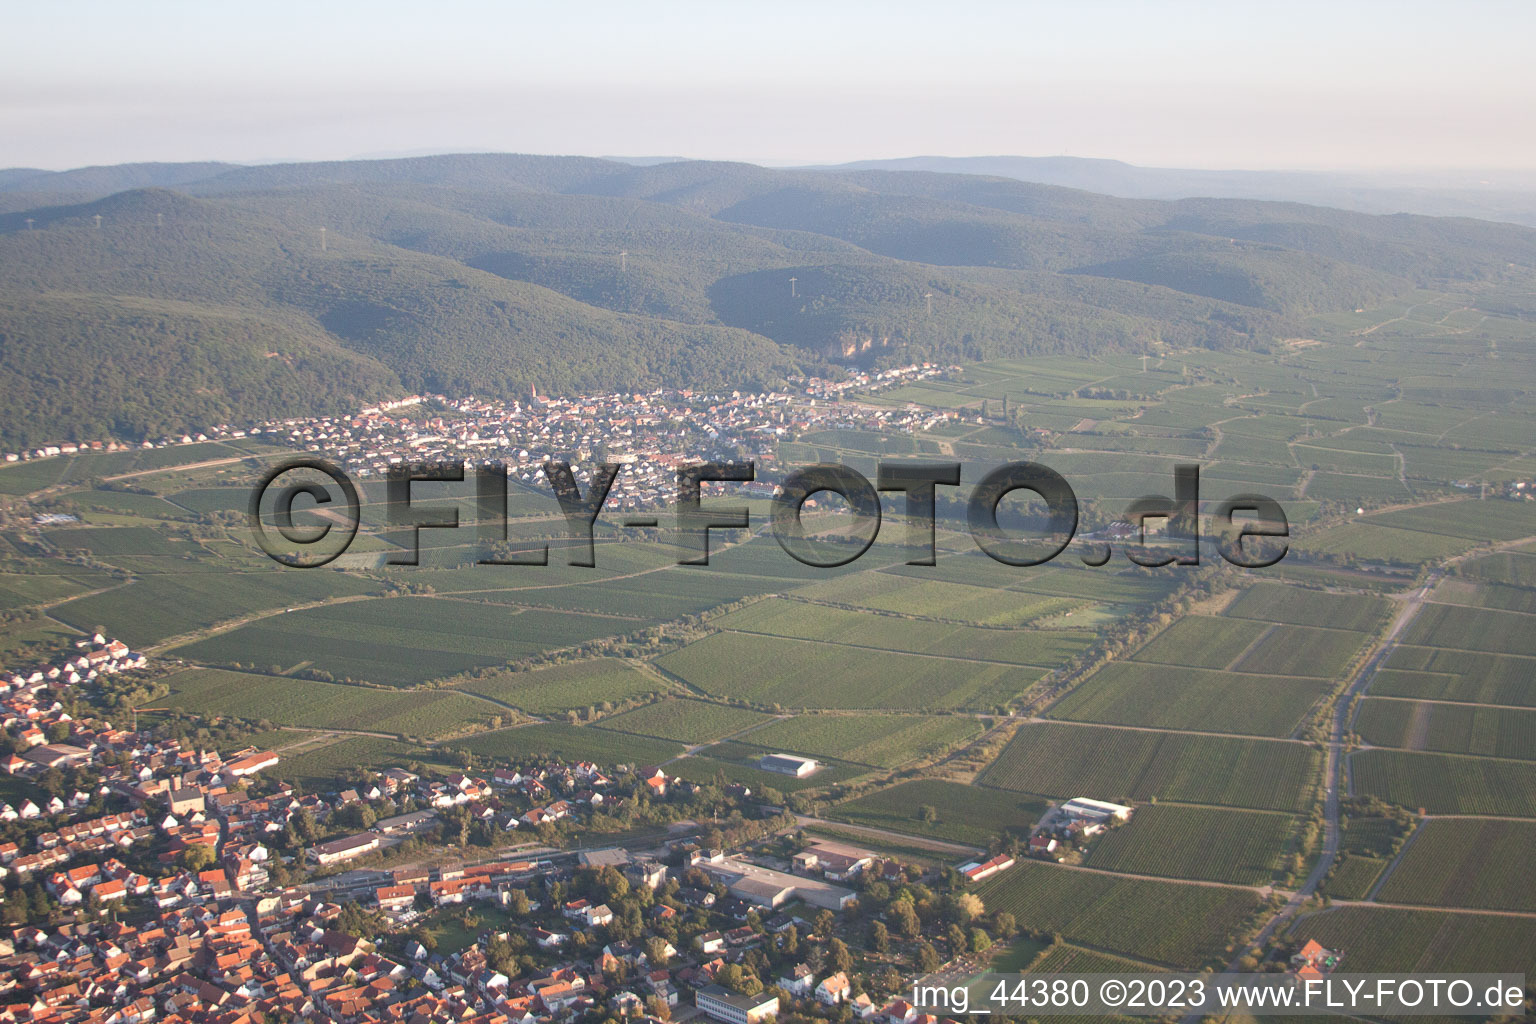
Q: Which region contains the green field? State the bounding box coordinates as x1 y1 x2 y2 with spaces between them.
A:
657 631 1044 710
792 573 1082 626
270 736 433 792
1350 749 1536 816
1373 818 1536 912
1229 624 1368 678
712 598 1095 667
458 722 684 765
150 667 494 738
1353 698 1536 761
1289 906 1536 975
452 659 664 715
973 860 1261 969
830 778 1046 846
1323 855 1389 899
0 458 72 494
1295 523 1472 563
1049 663 1329 737
1082 804 1295 885
477 569 783 620
1402 603 1536 658
981 723 1321 811
1368 500 1536 544
1461 550 1536 588
173 597 636 686
594 698 773 744
1130 616 1269 669
51 567 385 646
1373 647 1536 707
0 569 114 610
63 489 188 517
1026 942 1165 974
47 525 186 556
743 714 985 768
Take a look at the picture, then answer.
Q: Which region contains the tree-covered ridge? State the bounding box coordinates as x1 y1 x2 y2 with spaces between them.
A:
1 153 1534 447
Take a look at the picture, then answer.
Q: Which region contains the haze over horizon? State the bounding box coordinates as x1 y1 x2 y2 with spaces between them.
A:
6 0 1535 173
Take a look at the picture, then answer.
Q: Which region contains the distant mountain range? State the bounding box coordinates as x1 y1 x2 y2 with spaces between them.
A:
816 156 1536 228
1 153 1533 448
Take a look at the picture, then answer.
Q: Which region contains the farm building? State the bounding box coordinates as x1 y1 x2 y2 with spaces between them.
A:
759 753 817 776
957 853 1015 882
1059 797 1133 822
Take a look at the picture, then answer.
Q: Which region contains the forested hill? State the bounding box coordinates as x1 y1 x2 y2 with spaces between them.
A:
2 153 1534 447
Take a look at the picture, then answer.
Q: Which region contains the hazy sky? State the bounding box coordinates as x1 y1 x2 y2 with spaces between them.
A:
6 0 1534 172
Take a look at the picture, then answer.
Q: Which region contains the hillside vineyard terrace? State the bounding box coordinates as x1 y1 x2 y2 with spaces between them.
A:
252 458 1290 571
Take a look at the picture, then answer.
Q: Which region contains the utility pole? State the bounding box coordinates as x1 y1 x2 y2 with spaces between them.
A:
619 250 628 273
1141 354 1149 373
924 292 933 316
788 276 797 298
93 214 102 229
320 227 327 251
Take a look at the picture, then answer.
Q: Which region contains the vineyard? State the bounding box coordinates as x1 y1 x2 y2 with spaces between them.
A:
452 659 662 715
150 667 494 739
712 597 1095 666
458 723 684 765
981 723 1321 811
1224 583 1389 631
1290 906 1536 975
1373 819 1536 911
1403 604 1536 658
1129 616 1268 669
1350 749 1536 816
656 631 1035 710
594 698 774 744
1082 804 1295 885
172 597 636 686
973 860 1262 969
1373 647 1536 707
831 778 1046 846
1352 698 1536 761
1047 663 1328 737
743 714 985 768
1322 855 1388 899
1228 624 1369 678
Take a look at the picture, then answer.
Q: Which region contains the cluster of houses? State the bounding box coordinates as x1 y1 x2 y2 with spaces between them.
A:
0 861 973 1024
305 762 627 870
7 366 962 525
344 841 949 1024
1025 797 1134 861
0 629 998 1024
3 636 145 702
